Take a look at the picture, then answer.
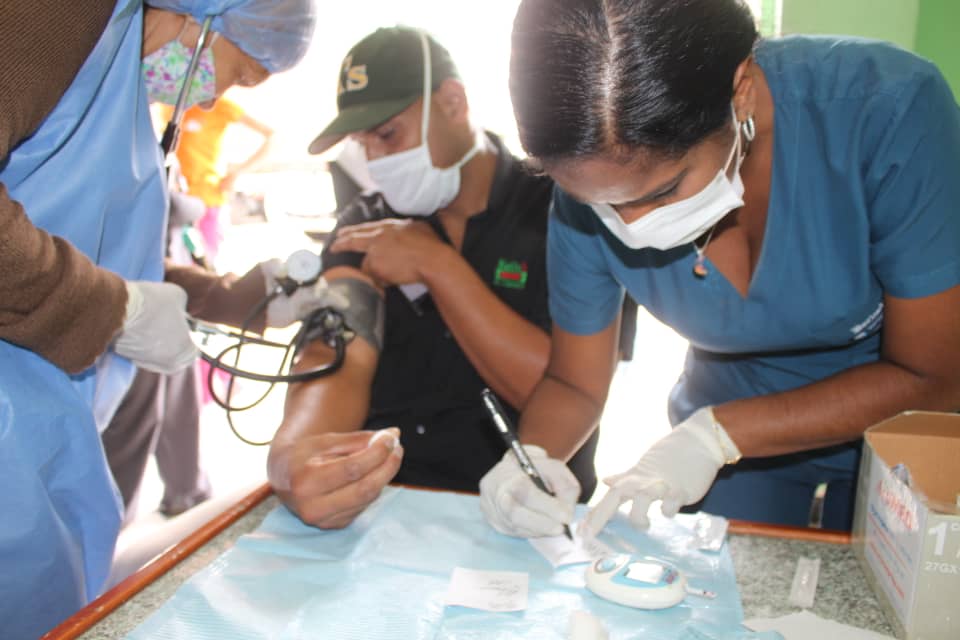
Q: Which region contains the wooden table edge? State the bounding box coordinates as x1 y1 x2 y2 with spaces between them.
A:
41 483 274 640
728 519 851 544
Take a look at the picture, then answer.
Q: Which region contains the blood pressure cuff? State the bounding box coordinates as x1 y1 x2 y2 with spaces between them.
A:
320 192 395 273
299 277 385 352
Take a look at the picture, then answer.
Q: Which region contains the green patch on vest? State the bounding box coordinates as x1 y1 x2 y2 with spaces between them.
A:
493 259 528 290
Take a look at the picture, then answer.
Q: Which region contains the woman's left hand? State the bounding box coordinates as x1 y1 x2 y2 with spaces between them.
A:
580 406 741 538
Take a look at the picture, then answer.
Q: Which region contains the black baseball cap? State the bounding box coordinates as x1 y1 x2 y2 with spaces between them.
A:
308 26 460 155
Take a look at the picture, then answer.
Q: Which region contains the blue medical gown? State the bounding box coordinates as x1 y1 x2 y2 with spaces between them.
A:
0 0 167 636
547 37 960 528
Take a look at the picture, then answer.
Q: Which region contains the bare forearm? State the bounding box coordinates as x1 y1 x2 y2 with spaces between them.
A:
234 137 272 174
717 359 960 457
518 374 605 461
273 340 378 450
266 337 397 526
268 344 375 500
226 115 273 180
422 247 549 409
517 318 621 460
720 287 960 457
164 260 266 330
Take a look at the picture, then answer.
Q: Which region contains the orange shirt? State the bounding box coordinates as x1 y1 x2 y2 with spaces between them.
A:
175 98 246 206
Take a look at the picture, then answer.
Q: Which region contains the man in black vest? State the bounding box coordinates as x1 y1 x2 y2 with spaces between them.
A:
267 26 600 534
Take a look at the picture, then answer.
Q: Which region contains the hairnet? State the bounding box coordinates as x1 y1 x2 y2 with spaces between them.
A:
146 0 316 72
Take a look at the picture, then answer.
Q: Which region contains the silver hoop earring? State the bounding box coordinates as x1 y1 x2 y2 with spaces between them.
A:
740 115 756 143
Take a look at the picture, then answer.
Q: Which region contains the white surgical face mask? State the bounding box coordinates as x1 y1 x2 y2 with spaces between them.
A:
590 105 745 250
365 32 480 216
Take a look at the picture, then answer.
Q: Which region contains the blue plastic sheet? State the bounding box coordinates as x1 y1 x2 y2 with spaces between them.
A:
128 487 774 639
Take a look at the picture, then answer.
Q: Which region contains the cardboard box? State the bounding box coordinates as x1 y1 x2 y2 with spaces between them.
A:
852 411 960 640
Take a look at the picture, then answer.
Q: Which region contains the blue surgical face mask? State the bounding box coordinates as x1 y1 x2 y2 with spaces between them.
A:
142 34 218 107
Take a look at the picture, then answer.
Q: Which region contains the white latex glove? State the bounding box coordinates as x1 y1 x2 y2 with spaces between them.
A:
580 406 741 538
479 445 580 538
113 281 198 374
261 258 348 328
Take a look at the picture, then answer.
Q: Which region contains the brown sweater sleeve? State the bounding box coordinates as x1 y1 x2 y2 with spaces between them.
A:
0 0 127 374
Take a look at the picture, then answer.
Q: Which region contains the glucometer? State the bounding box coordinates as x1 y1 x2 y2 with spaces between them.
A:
585 555 688 610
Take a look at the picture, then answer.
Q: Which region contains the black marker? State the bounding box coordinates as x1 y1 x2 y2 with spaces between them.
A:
481 388 574 541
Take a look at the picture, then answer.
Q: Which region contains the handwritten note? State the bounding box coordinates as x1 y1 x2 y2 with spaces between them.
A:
444 567 529 612
528 530 614 568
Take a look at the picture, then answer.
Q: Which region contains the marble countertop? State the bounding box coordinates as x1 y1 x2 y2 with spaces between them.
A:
80 496 895 638
730 534 892 633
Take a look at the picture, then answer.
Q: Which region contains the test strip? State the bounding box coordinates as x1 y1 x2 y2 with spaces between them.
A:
788 556 820 609
685 585 717 599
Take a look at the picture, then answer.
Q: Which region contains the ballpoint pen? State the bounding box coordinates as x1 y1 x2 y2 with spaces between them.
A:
481 388 574 541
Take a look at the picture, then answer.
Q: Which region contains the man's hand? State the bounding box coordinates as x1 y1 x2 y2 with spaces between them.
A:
329 219 451 287
268 428 403 529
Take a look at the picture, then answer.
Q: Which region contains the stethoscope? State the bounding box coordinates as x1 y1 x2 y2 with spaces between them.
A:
187 250 349 447
160 15 214 156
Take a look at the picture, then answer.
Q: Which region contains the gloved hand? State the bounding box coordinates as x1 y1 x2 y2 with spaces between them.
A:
261 258 348 328
580 406 741 538
113 281 198 374
479 445 580 538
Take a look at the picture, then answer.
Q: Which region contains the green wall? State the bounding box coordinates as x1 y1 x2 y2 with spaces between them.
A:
781 0 919 49
914 0 960 98
780 0 958 98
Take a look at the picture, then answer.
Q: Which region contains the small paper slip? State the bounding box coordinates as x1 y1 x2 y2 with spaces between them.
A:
444 567 529 612
744 611 895 640
528 529 614 568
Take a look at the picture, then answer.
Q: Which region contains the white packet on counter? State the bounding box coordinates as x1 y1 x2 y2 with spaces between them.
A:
690 514 729 552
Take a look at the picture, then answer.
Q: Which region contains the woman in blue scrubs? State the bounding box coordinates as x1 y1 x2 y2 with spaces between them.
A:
479 0 960 537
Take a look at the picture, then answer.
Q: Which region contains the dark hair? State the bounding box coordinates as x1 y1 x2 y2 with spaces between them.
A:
510 0 758 163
